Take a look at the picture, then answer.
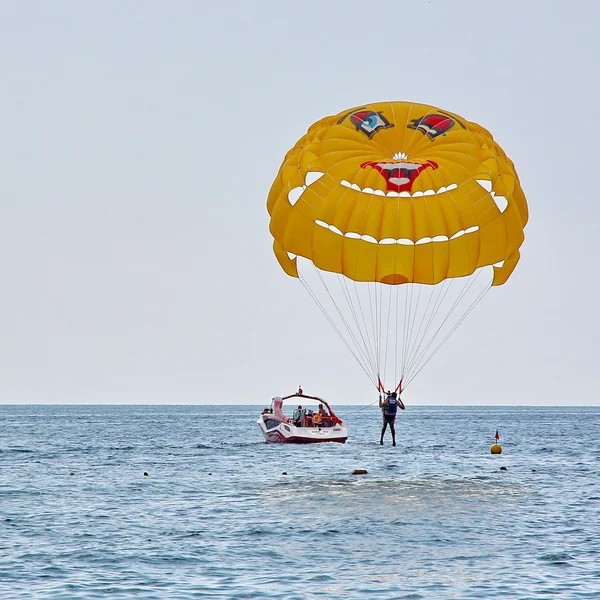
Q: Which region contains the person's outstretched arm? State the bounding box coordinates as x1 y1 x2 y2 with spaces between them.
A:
398 397 406 410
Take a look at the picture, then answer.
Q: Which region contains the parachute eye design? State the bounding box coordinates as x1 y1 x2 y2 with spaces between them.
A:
407 113 457 140
337 109 394 138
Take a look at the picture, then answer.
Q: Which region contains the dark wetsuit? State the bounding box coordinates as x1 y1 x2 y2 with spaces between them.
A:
380 396 399 445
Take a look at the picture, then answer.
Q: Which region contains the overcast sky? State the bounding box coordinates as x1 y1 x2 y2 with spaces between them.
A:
0 1 597 405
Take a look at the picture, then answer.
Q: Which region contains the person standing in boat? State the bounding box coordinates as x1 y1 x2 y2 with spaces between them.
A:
379 391 405 446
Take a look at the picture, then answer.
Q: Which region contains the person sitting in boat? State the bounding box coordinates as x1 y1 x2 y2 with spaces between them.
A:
292 405 303 427
314 403 329 426
304 408 314 427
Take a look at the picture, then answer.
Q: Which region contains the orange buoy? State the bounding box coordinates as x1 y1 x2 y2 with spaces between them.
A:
490 429 502 454
352 469 368 475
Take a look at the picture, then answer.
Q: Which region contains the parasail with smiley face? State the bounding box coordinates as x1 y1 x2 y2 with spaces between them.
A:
267 101 528 392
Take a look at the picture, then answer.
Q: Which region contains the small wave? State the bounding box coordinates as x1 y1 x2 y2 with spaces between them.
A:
538 552 574 563
247 527 275 536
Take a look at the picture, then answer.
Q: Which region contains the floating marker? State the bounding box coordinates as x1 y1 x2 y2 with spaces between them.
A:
490 429 502 454
352 469 368 475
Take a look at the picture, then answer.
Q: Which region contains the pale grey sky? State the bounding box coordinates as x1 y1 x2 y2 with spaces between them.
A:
0 1 597 405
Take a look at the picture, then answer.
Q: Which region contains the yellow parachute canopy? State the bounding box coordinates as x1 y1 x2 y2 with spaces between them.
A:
267 102 528 390
268 101 527 287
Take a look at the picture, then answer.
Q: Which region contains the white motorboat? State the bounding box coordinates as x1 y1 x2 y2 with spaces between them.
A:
257 392 348 443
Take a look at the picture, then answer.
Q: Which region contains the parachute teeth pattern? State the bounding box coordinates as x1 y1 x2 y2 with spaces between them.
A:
305 171 325 186
314 219 479 245
288 185 305 206
475 179 493 193
330 175 462 198
493 195 508 213
474 178 508 213
293 170 503 240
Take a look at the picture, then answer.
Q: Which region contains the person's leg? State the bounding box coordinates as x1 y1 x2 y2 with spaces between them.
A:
380 419 388 444
390 420 396 446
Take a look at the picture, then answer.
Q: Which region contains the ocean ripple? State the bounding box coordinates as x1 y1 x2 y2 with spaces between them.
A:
0 404 598 599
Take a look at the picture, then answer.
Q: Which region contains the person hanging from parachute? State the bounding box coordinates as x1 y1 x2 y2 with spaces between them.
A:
378 382 405 446
267 101 528 445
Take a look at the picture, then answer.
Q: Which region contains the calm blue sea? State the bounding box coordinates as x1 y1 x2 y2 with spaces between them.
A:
0 404 599 599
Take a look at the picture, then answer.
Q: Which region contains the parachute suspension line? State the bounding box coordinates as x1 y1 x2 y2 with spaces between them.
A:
400 245 418 380
397 279 406 385
383 280 394 389
377 282 385 383
404 281 491 388
404 278 452 377
314 267 382 383
366 282 380 381
396 280 403 388
401 276 416 380
404 272 479 381
404 272 481 382
299 271 378 387
404 284 423 378
336 274 381 381
404 282 439 370
351 279 379 378
405 269 490 383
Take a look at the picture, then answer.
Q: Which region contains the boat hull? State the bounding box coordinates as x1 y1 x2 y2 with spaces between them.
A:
258 418 348 444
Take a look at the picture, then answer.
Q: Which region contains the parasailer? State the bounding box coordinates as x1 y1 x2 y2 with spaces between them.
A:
267 101 528 430
379 391 405 446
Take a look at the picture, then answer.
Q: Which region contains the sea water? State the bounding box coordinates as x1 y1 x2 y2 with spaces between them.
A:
0 404 598 599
